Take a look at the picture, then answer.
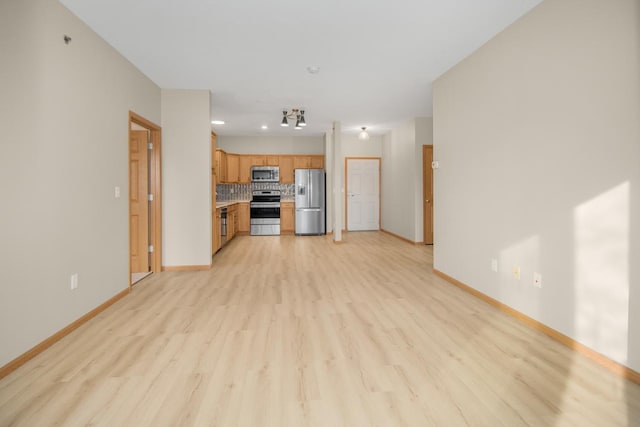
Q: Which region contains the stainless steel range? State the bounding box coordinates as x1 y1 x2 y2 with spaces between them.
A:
250 190 281 235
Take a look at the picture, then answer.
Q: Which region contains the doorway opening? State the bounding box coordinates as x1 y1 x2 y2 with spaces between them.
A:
129 112 162 286
423 145 433 245
345 157 381 231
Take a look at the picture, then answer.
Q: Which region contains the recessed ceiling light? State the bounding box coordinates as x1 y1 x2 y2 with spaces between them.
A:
261 125 268 130
211 120 225 125
306 66 320 74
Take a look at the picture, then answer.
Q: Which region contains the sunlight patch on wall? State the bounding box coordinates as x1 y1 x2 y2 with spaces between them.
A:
574 182 629 364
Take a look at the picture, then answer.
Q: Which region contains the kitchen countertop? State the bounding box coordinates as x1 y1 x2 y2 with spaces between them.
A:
215 199 295 208
215 200 249 208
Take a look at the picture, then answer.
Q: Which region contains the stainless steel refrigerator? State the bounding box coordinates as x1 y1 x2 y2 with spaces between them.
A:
295 169 326 235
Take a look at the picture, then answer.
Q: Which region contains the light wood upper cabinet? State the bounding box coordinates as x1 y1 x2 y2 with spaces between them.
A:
279 156 294 183
266 155 279 166
216 152 323 184
238 202 250 233
294 155 324 170
310 155 324 169
226 154 240 183
239 156 252 183
250 155 266 166
293 156 310 169
211 133 218 176
215 149 227 183
280 202 295 233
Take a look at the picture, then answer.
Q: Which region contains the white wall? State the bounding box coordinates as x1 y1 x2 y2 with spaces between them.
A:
433 0 639 371
381 118 432 242
161 90 212 267
0 0 161 366
217 135 324 154
342 134 383 158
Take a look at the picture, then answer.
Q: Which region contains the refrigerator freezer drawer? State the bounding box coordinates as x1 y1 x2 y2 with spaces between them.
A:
295 208 325 235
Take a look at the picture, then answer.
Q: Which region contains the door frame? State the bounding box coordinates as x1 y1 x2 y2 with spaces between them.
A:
344 157 381 231
422 145 433 244
129 111 162 286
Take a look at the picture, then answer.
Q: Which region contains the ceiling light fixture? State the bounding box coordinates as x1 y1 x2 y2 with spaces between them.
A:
211 120 225 125
261 125 268 130
280 109 307 129
358 127 370 140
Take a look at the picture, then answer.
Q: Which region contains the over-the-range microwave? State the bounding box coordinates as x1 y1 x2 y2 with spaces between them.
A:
251 166 280 182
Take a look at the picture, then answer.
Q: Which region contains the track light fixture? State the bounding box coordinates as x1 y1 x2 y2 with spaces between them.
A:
280 109 306 130
358 127 370 140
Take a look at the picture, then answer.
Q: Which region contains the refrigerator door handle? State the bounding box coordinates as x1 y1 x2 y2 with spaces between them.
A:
296 208 322 212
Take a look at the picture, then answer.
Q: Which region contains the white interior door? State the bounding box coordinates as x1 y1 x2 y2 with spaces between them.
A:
346 158 380 231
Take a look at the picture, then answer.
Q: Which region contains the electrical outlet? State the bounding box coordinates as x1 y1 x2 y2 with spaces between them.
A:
513 266 520 280
533 272 542 288
70 273 78 290
114 186 121 198
491 259 498 272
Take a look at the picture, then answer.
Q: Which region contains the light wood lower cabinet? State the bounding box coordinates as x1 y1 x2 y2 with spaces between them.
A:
238 202 249 233
227 204 238 240
281 202 295 234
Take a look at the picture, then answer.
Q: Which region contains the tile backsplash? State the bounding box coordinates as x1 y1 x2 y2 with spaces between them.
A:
216 183 295 201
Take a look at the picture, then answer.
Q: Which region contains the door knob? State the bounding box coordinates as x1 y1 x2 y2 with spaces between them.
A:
425 199 430 203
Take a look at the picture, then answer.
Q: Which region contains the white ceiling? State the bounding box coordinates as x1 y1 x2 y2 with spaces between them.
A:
59 0 542 137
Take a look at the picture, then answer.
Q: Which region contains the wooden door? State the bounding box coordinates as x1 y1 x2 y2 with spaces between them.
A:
423 145 434 244
129 130 149 274
346 158 380 231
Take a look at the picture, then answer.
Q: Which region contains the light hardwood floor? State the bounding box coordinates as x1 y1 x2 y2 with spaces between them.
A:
1 232 639 426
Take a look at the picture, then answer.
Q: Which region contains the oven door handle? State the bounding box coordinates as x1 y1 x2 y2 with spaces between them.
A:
251 203 281 208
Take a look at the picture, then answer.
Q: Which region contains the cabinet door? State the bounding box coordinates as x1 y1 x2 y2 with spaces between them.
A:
216 150 228 183
211 133 217 177
239 156 252 183
226 154 239 183
266 155 279 166
279 156 294 183
251 155 266 166
294 156 310 169
310 156 324 169
281 203 295 233
238 203 250 232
